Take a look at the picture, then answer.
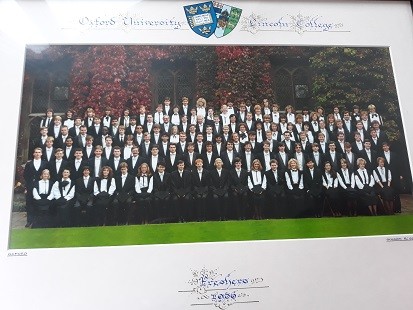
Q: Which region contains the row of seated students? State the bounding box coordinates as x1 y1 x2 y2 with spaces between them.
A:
24 145 398 228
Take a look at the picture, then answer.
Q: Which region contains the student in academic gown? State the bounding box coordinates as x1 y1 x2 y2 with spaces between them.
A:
229 158 249 220
134 163 153 224
50 168 76 227
113 162 135 225
337 159 358 216
24 147 48 227
264 159 286 219
248 159 267 220
74 166 95 226
152 162 171 223
170 160 193 222
380 142 402 213
303 158 324 218
354 158 378 216
322 161 342 216
192 159 211 222
209 158 229 221
93 166 116 226
285 158 305 218
31 169 54 228
373 157 395 215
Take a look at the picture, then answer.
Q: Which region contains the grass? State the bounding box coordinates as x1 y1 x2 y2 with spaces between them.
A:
9 215 413 249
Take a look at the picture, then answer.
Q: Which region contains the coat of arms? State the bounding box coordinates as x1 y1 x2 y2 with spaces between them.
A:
184 1 242 38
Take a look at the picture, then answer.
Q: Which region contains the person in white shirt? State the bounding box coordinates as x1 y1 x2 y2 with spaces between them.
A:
51 168 76 227
248 159 267 220
32 169 54 227
337 158 357 216
354 158 378 216
285 158 305 218
373 157 394 215
322 161 341 216
94 166 116 225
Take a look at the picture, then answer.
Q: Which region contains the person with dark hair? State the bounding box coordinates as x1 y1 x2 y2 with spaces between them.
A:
152 162 171 223
322 161 341 216
373 157 395 215
337 158 358 216
170 160 192 222
114 162 135 225
93 166 116 225
303 158 323 218
380 142 402 213
229 157 249 220
51 168 76 227
210 158 229 221
74 166 95 226
265 159 286 219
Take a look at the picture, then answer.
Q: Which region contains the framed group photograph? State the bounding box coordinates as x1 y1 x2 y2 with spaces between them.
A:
1 1 413 309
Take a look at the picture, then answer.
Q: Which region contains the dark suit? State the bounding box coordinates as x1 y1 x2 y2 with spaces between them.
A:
107 157 127 176
87 156 108 178
201 152 217 171
113 173 135 224
308 152 325 169
324 151 342 171
209 169 229 220
23 158 48 225
170 170 192 222
74 176 95 226
68 159 88 181
265 168 286 218
126 155 147 176
47 159 68 182
229 168 249 219
303 167 324 217
164 153 183 173
152 172 172 221
358 149 377 172
192 169 211 221
183 152 199 172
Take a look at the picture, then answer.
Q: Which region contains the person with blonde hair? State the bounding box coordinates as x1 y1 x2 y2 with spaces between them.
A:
354 157 378 215
248 159 267 220
285 158 305 218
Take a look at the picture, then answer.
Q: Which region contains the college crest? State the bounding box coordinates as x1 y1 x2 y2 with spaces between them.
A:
184 1 217 38
184 1 242 38
213 1 242 38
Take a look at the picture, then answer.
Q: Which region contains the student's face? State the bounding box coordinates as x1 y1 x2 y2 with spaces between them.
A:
102 168 110 177
66 139 73 147
113 149 121 157
75 151 83 159
121 167 128 174
188 145 194 152
55 151 63 160
253 162 260 170
157 166 165 173
40 128 48 135
196 161 203 169
270 162 278 171
318 135 325 142
226 143 233 151
235 161 242 169
105 139 112 146
341 162 348 169
378 160 385 167
169 145 176 153
140 165 148 174
215 161 223 169
325 163 331 171
132 148 139 156
41 170 50 180
46 111 53 118
312 145 319 152
290 161 297 170
62 170 70 179
306 161 314 169
263 144 270 152
364 142 371 149
382 145 389 152
75 119 82 126
80 128 87 135
83 169 90 177
136 126 143 133
329 144 336 151
86 139 93 146
151 148 159 156
94 149 102 157
46 140 53 147
244 144 252 152
358 162 366 169
119 128 125 134
177 163 185 171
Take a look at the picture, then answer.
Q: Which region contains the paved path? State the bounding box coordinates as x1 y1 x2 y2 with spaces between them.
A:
10 194 413 230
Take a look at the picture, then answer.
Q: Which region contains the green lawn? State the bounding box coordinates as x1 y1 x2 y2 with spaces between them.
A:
9 215 413 249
